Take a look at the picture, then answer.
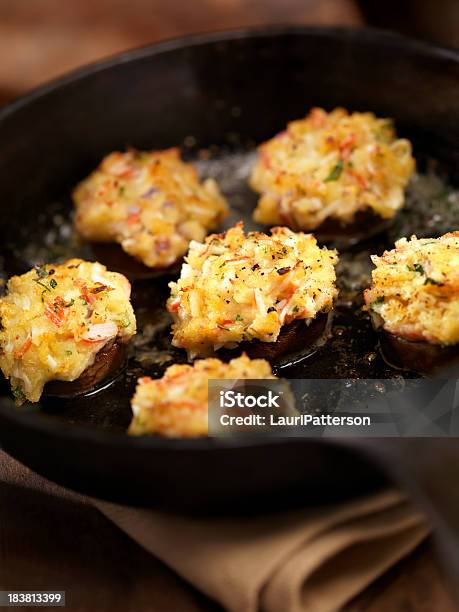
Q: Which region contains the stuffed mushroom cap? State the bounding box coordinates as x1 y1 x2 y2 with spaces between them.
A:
250 107 415 231
0 259 136 403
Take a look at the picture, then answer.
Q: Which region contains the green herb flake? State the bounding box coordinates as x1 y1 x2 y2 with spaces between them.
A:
12 386 26 402
116 309 131 329
371 296 385 308
34 279 50 292
65 350 73 356
235 314 243 322
33 278 53 302
379 120 394 143
324 159 344 182
424 277 441 286
407 263 425 274
49 278 58 289
34 265 49 279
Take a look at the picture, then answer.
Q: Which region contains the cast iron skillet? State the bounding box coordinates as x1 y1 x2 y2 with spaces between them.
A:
0 26 459 561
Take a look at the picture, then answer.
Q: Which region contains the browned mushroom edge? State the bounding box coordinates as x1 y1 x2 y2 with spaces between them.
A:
314 209 394 247
43 339 127 398
379 329 459 375
370 311 459 375
91 242 182 280
218 311 332 370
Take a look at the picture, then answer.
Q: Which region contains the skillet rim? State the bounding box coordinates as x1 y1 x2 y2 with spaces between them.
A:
1 24 459 123
1 25 459 453
0 396 348 451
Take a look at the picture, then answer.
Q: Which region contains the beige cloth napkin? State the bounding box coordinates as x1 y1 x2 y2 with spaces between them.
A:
95 489 429 612
0 451 429 611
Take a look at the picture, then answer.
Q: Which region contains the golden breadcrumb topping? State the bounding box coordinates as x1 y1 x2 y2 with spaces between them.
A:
73 148 228 268
167 222 338 358
0 259 136 403
364 232 459 345
129 354 276 437
250 107 415 229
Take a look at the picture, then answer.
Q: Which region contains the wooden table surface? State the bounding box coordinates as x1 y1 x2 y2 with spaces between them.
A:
0 452 456 612
0 1 457 610
0 0 362 104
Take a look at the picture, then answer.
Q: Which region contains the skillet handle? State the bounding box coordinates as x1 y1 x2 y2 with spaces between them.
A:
355 438 459 592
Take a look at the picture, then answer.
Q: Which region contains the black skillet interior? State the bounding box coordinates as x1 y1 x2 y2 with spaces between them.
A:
0 27 459 512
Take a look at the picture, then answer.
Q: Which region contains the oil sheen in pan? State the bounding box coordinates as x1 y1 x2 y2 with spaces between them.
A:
1 148 459 433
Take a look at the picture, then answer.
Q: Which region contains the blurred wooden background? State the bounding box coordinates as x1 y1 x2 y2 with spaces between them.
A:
2 0 459 106
2 0 458 106
0 0 362 104
359 0 459 48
